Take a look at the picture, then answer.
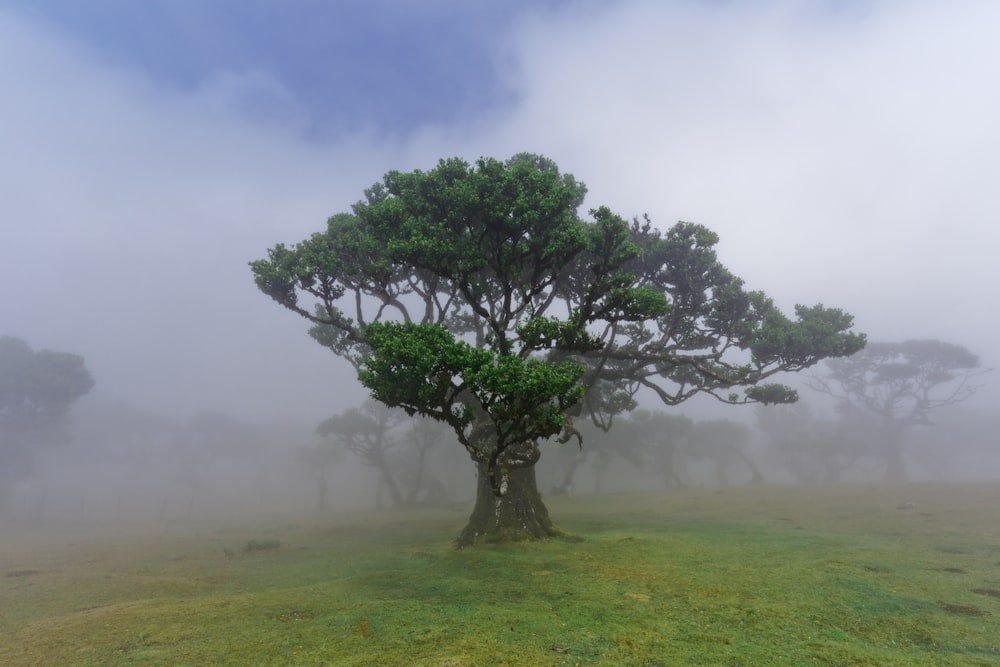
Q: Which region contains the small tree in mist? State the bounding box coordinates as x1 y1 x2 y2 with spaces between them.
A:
683 419 760 486
251 154 864 546
317 400 407 508
403 416 450 505
0 336 94 512
296 440 342 513
808 340 984 481
544 416 647 496
627 410 694 489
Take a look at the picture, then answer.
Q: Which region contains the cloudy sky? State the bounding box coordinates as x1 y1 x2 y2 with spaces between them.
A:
2 0 997 423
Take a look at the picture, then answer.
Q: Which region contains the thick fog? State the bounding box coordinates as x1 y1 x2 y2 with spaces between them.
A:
2 1 999 523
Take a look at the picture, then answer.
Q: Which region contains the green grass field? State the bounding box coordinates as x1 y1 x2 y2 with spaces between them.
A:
2 483 999 665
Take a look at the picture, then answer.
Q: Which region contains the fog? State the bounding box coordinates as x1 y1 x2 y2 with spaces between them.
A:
2 1 999 526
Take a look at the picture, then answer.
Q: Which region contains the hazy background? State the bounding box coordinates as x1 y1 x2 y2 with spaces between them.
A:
1 1 998 518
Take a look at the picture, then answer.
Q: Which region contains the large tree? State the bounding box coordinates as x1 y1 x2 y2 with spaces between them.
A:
251 155 864 545
808 339 983 481
0 336 94 510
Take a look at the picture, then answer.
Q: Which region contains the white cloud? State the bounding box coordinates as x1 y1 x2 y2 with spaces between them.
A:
478 1 1000 362
2 1 998 423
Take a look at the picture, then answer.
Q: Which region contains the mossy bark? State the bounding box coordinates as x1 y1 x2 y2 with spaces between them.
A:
456 462 561 547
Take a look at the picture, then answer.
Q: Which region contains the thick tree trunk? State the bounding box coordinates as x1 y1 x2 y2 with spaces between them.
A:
456 462 561 547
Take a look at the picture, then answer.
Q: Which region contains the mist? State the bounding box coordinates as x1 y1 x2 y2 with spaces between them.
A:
2 3 999 644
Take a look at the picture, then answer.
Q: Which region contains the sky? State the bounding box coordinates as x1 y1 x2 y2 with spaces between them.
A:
1 0 998 424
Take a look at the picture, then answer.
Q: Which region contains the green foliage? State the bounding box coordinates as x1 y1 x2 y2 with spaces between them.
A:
0 336 94 430
0 336 94 505
745 383 798 405
251 154 865 499
361 322 584 465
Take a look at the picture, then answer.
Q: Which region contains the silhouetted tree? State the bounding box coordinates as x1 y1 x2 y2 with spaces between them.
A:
317 401 407 508
296 439 342 513
0 336 93 511
755 402 869 483
809 340 983 481
252 154 864 545
684 419 759 485
404 417 449 505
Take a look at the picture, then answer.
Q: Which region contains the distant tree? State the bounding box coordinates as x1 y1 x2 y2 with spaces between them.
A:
164 412 271 518
317 401 407 508
296 439 342 513
808 340 984 481
544 418 636 496
251 154 864 545
0 336 93 511
684 419 760 486
615 410 693 489
403 417 450 505
755 402 869 483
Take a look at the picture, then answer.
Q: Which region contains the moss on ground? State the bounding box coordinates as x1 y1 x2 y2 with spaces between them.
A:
2 483 999 665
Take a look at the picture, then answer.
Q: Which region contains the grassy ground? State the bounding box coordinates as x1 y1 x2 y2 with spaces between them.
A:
2 483 999 665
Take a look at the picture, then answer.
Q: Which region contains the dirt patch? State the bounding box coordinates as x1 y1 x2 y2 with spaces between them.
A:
355 619 375 639
970 588 1000 599
935 567 967 574
939 602 988 617
5 569 40 578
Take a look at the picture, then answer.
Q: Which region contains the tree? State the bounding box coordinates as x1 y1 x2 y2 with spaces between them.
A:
0 336 94 511
684 419 760 486
251 154 864 545
403 416 450 505
316 400 407 508
808 340 983 481
609 410 693 490
296 439 342 513
755 402 869 483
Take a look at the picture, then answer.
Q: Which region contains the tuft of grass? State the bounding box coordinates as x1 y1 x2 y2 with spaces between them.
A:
2 483 1000 665
240 538 281 554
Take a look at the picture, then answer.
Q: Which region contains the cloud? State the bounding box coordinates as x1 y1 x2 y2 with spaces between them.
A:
0 10 388 421
2 0 998 424
478 0 1000 359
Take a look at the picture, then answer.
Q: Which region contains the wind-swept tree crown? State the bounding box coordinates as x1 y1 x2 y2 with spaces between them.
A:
251 154 864 494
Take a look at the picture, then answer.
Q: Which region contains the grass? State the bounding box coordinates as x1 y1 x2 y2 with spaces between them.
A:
2 483 999 665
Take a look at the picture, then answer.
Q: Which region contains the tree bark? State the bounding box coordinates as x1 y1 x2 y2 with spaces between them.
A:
456 462 562 547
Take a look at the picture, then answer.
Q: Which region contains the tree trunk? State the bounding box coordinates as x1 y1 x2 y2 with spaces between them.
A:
375 460 405 507
456 462 561 547
552 451 586 496
314 475 328 513
881 421 907 482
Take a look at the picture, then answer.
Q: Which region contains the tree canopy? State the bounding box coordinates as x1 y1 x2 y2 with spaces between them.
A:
809 339 983 480
0 336 94 509
0 336 94 433
811 340 982 426
253 156 863 492
251 154 864 543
